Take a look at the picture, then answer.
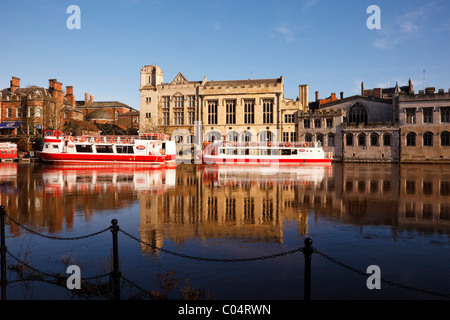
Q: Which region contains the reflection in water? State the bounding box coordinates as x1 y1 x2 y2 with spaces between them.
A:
1 162 450 299
2 163 450 243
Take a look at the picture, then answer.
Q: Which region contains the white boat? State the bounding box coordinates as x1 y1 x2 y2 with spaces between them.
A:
201 140 332 166
37 130 176 166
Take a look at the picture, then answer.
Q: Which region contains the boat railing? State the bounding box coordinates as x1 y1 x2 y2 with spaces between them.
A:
66 135 140 145
211 141 319 148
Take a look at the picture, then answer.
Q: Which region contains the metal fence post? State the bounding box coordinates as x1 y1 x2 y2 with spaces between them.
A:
302 237 314 300
0 205 7 300
110 219 121 300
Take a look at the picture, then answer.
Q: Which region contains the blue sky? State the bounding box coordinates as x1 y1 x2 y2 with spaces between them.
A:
1 0 450 110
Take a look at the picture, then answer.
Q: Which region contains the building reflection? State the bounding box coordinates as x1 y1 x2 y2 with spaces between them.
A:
1 162 449 250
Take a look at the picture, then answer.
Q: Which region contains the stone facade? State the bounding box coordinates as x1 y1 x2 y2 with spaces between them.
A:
297 94 399 162
138 65 308 158
398 88 450 163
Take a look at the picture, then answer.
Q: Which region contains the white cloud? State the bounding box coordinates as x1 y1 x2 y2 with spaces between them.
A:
275 25 295 43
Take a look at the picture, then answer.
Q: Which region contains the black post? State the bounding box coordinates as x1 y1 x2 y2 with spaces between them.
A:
0 205 7 300
110 219 121 300
302 237 314 300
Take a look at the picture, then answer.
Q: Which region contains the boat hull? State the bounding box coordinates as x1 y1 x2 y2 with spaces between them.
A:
37 151 167 165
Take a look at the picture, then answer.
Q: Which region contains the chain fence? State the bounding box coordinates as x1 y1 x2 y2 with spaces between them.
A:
1 207 449 300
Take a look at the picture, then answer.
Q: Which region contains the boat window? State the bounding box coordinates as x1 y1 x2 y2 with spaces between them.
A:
116 146 134 154
281 149 291 155
76 145 93 153
219 148 225 154
52 145 59 149
96 145 114 153
292 149 297 155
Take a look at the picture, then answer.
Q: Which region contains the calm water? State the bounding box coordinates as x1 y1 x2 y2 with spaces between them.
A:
1 161 450 300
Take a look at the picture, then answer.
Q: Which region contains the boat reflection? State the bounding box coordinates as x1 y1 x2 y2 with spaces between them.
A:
40 164 176 195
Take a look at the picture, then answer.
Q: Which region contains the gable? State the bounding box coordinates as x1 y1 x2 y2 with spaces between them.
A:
171 72 189 85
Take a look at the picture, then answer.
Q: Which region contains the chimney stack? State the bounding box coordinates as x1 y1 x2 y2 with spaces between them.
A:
10 77 20 93
65 86 75 107
340 92 344 99
315 91 319 102
89 95 93 103
85 93 89 104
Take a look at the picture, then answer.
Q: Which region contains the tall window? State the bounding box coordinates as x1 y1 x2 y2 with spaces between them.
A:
17 107 22 118
208 101 218 125
188 96 195 107
174 96 184 108
263 99 273 124
290 132 295 142
6 107 12 118
314 118 321 128
441 131 450 146
282 132 289 142
348 103 368 125
188 111 195 125
174 111 184 125
423 132 433 146
406 108 416 124
284 114 294 123
163 112 170 125
326 118 333 128
383 133 391 146
328 133 335 147
226 100 236 124
346 133 354 146
244 99 254 124
304 119 310 128
163 96 170 109
441 107 450 123
406 132 416 146
370 133 379 146
358 133 366 146
423 107 433 123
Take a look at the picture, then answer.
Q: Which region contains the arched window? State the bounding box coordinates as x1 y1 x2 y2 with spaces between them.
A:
241 131 252 143
205 131 222 143
358 133 366 146
305 133 313 142
346 133 354 146
423 132 433 146
259 130 274 143
441 131 450 146
316 133 324 145
370 133 379 146
406 132 416 146
348 103 368 125
226 131 239 142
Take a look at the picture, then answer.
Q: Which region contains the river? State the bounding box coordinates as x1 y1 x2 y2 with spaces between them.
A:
1 162 449 300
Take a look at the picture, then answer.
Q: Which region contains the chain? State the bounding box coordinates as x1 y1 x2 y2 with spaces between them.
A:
119 229 303 262
5 213 111 240
316 250 450 299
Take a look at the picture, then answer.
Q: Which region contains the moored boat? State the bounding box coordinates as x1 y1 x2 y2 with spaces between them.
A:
37 130 176 165
0 142 18 161
201 140 332 166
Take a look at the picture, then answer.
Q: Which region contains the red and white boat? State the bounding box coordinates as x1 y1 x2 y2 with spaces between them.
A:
0 142 18 160
37 130 176 165
201 140 332 166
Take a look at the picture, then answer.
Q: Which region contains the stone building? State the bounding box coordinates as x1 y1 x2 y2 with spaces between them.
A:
297 92 400 162
398 87 450 163
138 65 309 157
